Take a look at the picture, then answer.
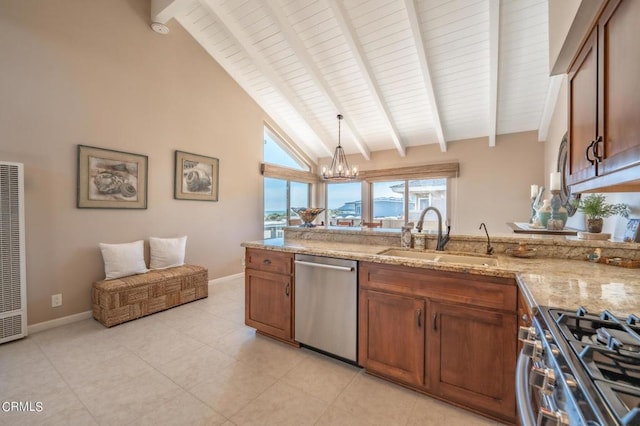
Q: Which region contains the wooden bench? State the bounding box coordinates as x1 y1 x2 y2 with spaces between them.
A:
92 264 208 327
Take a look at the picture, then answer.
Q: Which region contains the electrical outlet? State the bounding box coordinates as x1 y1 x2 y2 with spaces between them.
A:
51 293 62 307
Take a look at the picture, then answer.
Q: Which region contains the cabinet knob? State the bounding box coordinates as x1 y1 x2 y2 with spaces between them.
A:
416 309 422 328
285 283 290 296
263 259 272 265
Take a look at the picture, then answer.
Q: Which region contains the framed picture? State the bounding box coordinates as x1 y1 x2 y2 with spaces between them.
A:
77 145 148 209
624 219 640 243
174 150 219 201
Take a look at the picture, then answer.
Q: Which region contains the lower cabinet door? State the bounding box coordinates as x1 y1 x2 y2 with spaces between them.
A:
359 289 426 387
245 269 292 341
428 301 517 422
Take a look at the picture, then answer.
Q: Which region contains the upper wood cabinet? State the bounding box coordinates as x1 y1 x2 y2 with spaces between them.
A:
568 0 640 192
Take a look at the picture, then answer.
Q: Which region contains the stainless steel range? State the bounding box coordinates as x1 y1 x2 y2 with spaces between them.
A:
517 306 640 426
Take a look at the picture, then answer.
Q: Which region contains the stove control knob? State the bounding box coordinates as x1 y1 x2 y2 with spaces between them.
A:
537 407 569 426
530 367 555 395
563 373 577 390
518 326 536 341
522 339 543 361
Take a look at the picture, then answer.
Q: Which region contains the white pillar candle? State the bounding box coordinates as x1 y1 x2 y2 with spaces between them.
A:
550 172 561 191
530 184 539 198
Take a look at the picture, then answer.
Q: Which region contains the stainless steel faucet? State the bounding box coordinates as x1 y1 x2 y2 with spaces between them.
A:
479 222 494 255
415 206 450 251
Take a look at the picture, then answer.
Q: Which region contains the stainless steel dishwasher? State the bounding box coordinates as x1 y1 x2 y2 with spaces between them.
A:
294 254 357 363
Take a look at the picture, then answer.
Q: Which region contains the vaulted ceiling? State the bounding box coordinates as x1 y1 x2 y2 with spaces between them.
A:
152 0 556 163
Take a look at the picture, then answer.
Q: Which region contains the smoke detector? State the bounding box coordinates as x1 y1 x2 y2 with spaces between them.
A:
151 22 169 35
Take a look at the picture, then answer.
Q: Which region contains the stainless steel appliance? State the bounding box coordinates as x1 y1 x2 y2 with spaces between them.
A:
294 254 357 363
517 306 640 425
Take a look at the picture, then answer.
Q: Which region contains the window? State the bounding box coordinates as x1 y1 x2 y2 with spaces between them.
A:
372 180 405 228
262 125 313 238
371 179 447 229
407 179 447 231
327 182 361 226
263 125 309 171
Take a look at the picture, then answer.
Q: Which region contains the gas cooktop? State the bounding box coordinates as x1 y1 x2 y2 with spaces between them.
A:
547 307 640 425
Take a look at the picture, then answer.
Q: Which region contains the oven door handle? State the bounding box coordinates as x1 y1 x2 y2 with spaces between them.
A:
516 350 537 426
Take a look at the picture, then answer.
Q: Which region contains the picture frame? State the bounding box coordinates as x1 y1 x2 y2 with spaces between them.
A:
624 219 640 243
174 150 219 201
77 145 148 209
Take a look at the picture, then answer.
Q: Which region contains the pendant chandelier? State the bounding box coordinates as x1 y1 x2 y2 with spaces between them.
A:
321 114 358 181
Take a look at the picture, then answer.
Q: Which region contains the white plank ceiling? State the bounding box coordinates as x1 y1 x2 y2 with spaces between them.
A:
153 0 551 163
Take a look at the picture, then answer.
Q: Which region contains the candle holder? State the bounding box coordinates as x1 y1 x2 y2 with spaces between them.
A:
530 196 537 223
547 190 565 230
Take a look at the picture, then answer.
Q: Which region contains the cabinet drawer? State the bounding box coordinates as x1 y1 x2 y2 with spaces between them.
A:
245 248 293 275
360 262 517 312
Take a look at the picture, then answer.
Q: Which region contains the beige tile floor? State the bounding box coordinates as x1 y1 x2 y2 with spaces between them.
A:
0 277 501 425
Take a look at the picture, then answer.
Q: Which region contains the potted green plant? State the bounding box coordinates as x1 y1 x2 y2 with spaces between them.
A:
573 194 630 233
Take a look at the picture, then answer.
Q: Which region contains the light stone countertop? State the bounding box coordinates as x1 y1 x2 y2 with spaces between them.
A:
242 238 640 317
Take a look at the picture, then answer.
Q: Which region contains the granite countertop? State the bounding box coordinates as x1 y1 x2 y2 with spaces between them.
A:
242 238 640 317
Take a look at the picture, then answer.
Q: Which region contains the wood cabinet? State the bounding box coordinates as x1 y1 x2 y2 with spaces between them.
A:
568 0 640 192
358 262 517 423
244 248 295 343
428 302 516 419
359 289 425 387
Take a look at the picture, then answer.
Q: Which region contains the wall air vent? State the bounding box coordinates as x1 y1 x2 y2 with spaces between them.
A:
0 161 27 343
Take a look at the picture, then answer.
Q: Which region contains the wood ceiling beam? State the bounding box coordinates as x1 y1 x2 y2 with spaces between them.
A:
488 0 500 147
200 0 335 158
174 12 325 161
538 74 563 142
151 0 194 24
263 0 371 161
326 0 405 158
404 0 447 153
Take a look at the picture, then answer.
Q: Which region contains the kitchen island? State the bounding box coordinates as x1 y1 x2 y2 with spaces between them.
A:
241 227 640 424
243 227 640 317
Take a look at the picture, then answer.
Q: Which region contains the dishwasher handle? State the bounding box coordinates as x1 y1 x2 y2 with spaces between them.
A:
294 260 354 272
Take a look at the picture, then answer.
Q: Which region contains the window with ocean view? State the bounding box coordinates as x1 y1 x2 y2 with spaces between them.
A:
327 182 361 226
263 125 311 239
370 179 447 229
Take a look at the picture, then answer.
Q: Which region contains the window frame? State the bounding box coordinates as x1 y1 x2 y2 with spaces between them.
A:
327 162 459 228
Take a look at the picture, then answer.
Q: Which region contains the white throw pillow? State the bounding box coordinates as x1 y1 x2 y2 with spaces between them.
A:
99 240 149 280
149 236 187 270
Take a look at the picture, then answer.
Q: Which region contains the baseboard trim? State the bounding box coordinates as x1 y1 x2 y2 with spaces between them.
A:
28 310 93 335
27 272 244 335
208 272 244 286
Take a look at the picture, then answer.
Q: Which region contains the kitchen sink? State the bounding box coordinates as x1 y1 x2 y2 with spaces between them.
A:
377 248 498 267
376 249 440 261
